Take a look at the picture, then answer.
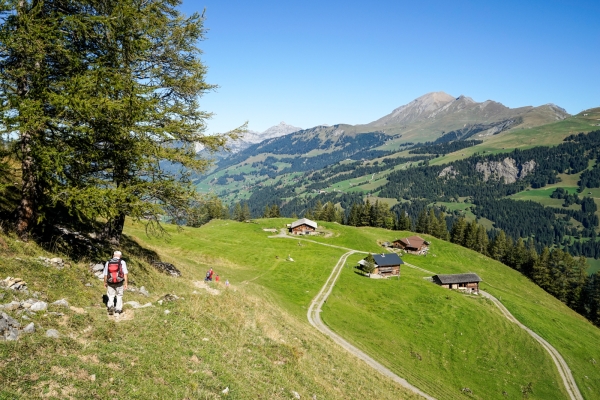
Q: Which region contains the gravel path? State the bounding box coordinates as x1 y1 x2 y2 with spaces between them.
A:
306 250 436 400
271 231 582 400
480 291 583 400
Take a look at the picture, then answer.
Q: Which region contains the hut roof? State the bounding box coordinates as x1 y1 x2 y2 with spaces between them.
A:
290 218 318 229
372 253 404 267
433 273 482 284
395 236 430 248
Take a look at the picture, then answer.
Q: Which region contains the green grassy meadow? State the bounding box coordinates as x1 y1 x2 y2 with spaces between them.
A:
283 223 600 398
0 224 418 399
5 219 598 398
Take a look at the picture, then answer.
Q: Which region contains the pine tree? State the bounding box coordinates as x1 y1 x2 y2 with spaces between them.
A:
435 212 449 240
475 225 489 255
241 203 251 221
233 202 243 222
415 209 428 233
360 200 371 227
464 221 479 250
513 238 528 271
427 208 438 236
532 247 551 291
489 230 507 261
270 204 281 218
450 217 467 244
347 203 360 226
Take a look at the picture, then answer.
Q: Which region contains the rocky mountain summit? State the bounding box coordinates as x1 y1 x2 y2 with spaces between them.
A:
229 121 302 153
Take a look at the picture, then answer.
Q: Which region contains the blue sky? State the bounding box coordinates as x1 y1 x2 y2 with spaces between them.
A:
179 1 600 134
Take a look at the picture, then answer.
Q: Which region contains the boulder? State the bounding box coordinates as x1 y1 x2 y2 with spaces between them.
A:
30 301 48 312
23 322 35 334
124 301 153 309
151 261 181 277
91 263 104 272
3 301 20 311
51 299 69 308
45 329 60 338
6 327 19 341
139 286 150 297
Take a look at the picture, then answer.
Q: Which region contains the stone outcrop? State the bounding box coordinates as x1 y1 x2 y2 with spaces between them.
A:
1 277 28 292
152 261 181 277
475 158 536 183
438 166 459 178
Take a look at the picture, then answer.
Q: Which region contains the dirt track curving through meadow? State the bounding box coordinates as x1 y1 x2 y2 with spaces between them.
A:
306 250 436 400
479 291 583 400
272 231 582 400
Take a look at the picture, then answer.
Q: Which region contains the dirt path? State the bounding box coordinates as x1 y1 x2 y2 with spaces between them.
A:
271 232 583 400
480 291 583 400
306 250 436 400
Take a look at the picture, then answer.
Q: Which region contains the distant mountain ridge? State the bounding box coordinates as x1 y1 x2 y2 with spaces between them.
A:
229 121 302 153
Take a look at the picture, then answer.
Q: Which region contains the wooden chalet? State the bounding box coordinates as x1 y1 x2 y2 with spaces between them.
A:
358 253 404 277
289 218 318 235
393 236 430 255
432 273 482 294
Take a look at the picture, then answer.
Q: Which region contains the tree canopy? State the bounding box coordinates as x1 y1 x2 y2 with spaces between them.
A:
0 0 241 242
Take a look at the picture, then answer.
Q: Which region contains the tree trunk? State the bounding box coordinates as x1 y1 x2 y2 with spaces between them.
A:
102 212 126 245
15 130 37 241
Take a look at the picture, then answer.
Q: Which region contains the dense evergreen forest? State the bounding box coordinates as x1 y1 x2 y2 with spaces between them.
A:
409 140 482 155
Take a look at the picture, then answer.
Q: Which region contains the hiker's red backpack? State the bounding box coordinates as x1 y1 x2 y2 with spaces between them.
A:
107 259 125 284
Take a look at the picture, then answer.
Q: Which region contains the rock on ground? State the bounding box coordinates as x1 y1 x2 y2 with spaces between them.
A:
139 286 150 297
51 299 69 307
46 329 60 338
124 301 153 309
30 301 48 312
152 261 181 277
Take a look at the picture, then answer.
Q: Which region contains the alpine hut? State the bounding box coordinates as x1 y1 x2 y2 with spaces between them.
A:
432 273 482 294
289 218 318 235
393 236 430 255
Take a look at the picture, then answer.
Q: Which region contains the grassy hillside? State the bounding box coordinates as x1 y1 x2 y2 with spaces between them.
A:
129 220 600 399
0 228 418 399
6 219 598 398
309 224 600 399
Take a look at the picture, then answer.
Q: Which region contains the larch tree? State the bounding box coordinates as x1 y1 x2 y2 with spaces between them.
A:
1 0 241 243
59 1 241 243
0 0 86 240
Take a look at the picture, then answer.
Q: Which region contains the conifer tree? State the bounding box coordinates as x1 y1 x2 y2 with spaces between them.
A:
463 221 479 250
532 247 551 291
415 209 428 233
489 230 507 261
475 225 489 255
241 203 251 221
233 202 243 222
360 200 371 227
347 203 360 226
450 217 467 244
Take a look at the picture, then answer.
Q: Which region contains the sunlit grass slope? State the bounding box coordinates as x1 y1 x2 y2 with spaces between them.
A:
127 219 600 399
0 227 418 399
311 224 600 399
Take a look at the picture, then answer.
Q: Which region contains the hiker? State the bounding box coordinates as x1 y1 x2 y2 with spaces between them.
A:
225 279 230 288
215 274 220 283
103 251 128 315
208 268 214 281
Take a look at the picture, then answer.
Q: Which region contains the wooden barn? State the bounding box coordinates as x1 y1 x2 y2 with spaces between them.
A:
289 218 318 235
432 273 482 294
358 253 404 277
393 236 430 255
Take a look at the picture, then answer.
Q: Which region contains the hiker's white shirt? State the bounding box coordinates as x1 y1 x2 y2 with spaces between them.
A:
102 258 129 276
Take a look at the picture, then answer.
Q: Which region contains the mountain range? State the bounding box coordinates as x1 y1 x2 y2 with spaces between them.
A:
229 121 302 153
